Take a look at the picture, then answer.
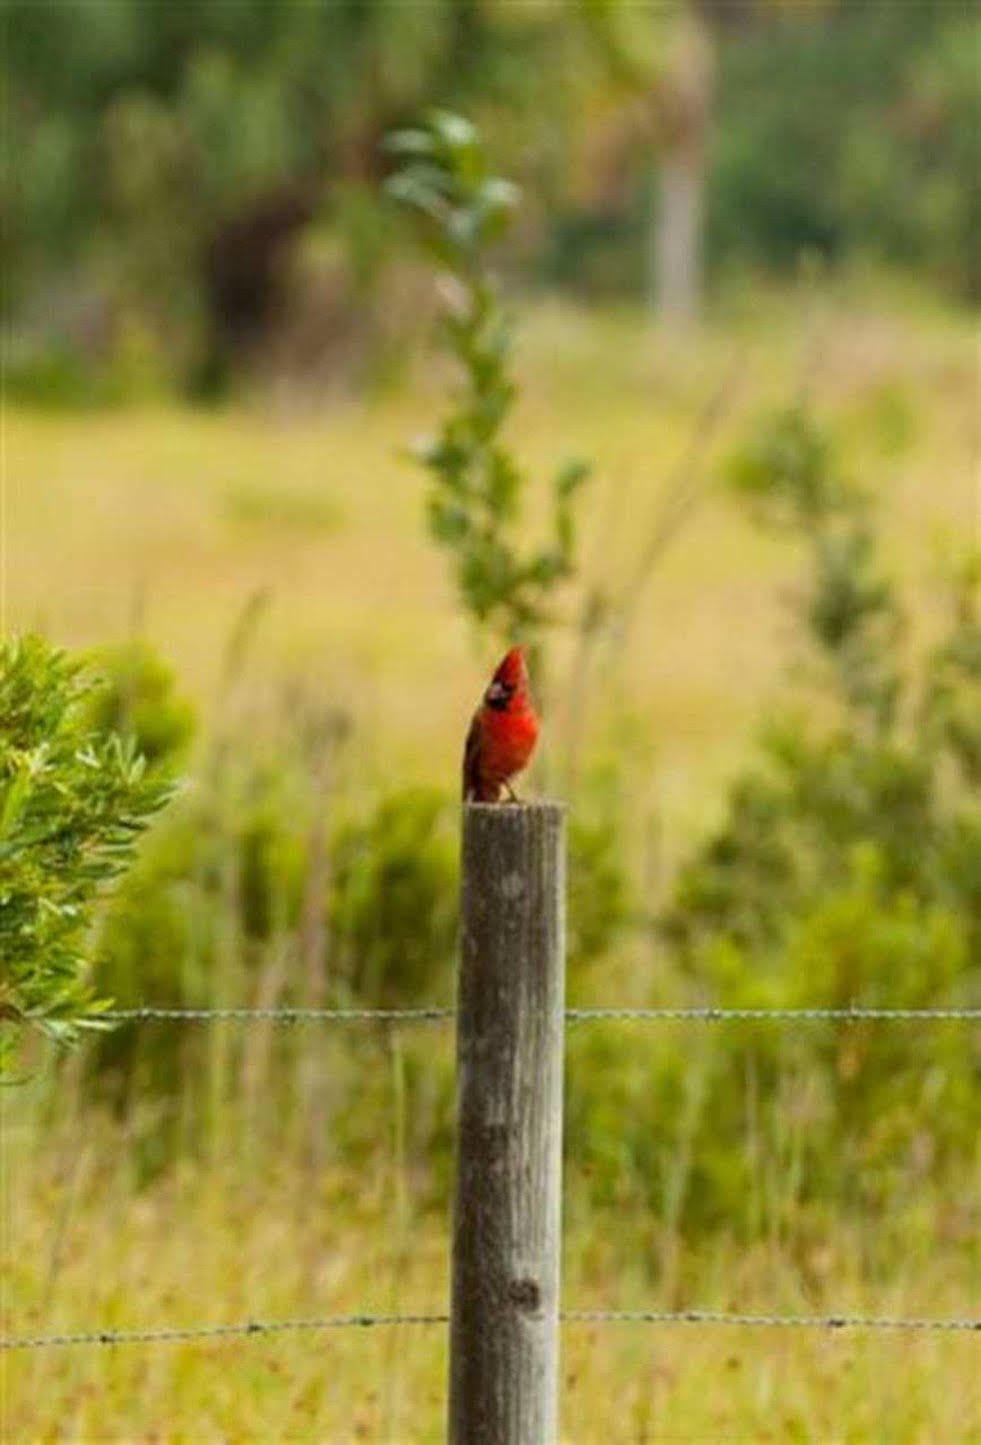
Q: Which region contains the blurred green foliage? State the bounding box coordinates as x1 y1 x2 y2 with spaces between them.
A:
0 637 169 1069
710 10 981 300
330 788 458 1006
2 0 553 396
608 404 981 1241
3 3 976 399
665 404 980 962
81 641 197 775
92 752 630 1026
567 766 633 977
86 741 632 1180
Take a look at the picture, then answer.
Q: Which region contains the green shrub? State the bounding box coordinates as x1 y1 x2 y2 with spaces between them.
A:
1 344 125 410
94 758 307 990
0 636 169 1070
664 405 980 963
566 406 978 1259
567 759 633 978
81 640 196 775
569 855 975 1259
602 404 981 1245
330 787 458 1007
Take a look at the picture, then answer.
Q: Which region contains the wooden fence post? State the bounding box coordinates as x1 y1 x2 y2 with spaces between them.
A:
449 801 566 1445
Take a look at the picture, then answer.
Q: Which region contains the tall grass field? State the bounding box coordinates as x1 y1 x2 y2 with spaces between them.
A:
4 288 979 1441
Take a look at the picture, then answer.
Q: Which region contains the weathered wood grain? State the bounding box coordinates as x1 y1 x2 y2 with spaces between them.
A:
449 801 566 1445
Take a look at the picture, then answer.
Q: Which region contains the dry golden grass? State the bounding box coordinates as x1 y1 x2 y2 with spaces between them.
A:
4 1082 979 1444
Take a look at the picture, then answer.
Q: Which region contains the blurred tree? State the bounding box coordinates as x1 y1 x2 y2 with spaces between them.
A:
2 0 570 391
580 0 714 326
707 1 978 298
3 0 975 391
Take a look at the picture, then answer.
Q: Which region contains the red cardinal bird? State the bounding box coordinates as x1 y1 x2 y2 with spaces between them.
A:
463 646 539 803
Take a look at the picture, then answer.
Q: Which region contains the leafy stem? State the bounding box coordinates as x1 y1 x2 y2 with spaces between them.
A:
385 110 591 651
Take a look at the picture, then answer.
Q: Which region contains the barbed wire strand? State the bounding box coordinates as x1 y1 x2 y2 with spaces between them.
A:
564 1310 981 1332
0 1315 446 1351
4 1309 979 1351
103 1007 453 1023
571 1007 981 1023
101 1005 981 1025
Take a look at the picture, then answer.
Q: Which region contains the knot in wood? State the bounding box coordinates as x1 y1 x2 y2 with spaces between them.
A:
507 1277 542 1314
500 871 525 901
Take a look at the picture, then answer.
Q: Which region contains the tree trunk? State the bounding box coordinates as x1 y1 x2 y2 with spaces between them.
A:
649 10 714 329
653 142 705 327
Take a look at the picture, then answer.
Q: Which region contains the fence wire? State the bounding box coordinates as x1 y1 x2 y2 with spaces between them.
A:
102 1005 981 1025
570 1006 981 1023
4 1309 979 1351
103 1006 454 1023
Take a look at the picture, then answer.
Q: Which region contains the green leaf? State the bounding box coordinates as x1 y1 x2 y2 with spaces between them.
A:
382 127 437 159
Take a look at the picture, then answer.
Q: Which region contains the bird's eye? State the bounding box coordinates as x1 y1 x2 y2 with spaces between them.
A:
485 680 512 708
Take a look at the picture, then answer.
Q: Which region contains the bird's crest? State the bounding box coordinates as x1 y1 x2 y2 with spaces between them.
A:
491 646 528 692
484 647 529 709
